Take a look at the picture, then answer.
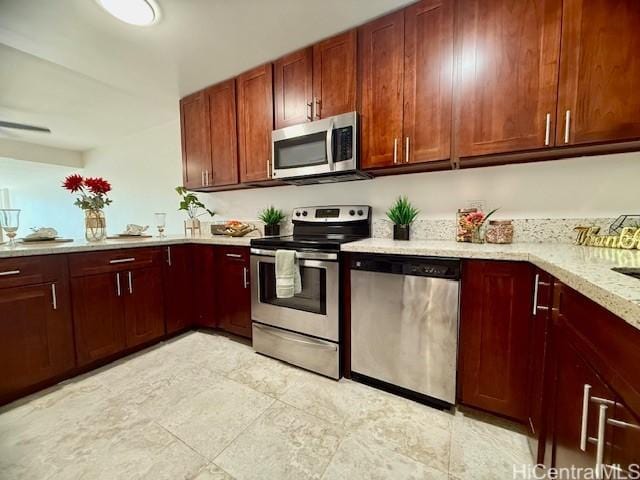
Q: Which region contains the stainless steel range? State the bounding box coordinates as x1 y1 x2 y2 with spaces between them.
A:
250 205 371 379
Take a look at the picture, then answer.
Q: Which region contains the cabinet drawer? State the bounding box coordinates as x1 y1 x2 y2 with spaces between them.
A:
218 246 249 262
68 248 161 277
0 255 67 289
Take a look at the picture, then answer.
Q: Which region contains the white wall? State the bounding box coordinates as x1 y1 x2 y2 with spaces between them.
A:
82 120 185 235
0 157 85 238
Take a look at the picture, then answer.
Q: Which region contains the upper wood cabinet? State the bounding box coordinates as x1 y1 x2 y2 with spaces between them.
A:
180 91 211 189
459 260 534 422
454 0 562 158
359 1 453 170
237 63 274 183
274 31 357 129
205 79 239 187
313 30 357 120
557 0 640 146
403 0 454 164
359 10 405 169
274 48 313 129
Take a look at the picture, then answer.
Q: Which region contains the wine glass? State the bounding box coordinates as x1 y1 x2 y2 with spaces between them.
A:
0 209 21 248
154 212 166 238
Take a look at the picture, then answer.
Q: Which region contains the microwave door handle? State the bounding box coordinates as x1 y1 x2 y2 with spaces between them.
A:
326 118 334 171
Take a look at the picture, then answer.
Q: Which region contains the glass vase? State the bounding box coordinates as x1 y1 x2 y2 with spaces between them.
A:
85 209 106 242
470 226 484 244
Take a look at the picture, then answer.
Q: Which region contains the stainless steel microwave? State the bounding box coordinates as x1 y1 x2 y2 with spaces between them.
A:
271 111 369 185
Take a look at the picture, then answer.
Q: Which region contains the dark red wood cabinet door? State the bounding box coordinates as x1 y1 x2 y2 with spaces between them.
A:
71 272 126 367
458 260 534 421
206 79 239 187
609 401 640 474
557 0 640 146
123 267 165 348
274 48 313 129
163 245 194 335
312 30 356 120
358 10 405 169
454 0 562 157
0 282 75 401
403 0 453 164
180 90 211 189
194 246 217 328
217 249 251 339
237 63 274 183
552 338 615 470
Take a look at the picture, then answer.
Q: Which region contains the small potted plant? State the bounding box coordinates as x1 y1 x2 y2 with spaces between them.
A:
259 206 286 236
387 196 419 241
175 186 215 236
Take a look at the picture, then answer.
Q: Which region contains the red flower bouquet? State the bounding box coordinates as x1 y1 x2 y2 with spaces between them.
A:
62 175 113 211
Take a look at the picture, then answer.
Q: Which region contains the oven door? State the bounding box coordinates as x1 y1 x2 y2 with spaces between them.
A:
250 249 339 342
271 111 356 180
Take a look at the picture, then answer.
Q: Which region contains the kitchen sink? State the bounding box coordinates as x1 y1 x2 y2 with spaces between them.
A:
612 267 640 280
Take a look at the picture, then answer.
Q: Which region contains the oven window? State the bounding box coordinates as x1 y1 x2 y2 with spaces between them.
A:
274 131 327 169
259 262 326 315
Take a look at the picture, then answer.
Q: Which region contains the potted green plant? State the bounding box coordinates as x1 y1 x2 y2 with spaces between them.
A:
386 196 419 241
259 206 286 236
175 186 215 235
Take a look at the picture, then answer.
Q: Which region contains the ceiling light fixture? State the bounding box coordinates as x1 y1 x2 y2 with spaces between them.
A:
96 0 161 26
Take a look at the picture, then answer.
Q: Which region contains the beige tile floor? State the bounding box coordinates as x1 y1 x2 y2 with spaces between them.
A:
0 331 534 480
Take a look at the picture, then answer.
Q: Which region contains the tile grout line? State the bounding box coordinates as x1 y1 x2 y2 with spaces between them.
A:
152 420 210 466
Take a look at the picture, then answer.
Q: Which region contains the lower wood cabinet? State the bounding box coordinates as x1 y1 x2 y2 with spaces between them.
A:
0 256 75 403
458 260 534 422
194 245 217 328
70 248 165 367
162 245 194 334
216 247 252 338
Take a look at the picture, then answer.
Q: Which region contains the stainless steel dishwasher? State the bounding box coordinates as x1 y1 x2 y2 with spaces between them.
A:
350 254 460 407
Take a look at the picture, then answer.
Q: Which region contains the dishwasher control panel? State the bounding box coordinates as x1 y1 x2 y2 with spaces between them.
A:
351 254 460 280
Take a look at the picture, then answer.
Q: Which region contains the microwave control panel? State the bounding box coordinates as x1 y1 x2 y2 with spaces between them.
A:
332 126 353 162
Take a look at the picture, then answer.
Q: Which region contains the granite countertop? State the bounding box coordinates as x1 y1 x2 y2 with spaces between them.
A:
0 233 256 258
342 238 640 331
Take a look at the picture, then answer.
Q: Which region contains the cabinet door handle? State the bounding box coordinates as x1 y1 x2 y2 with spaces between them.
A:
116 273 121 297
166 246 172 266
0 270 20 276
314 97 320 119
580 384 592 451
201 171 205 187
393 138 398 164
532 273 540 315
266 159 271 178
595 404 608 479
306 101 313 121
243 267 249 289
544 113 551 146
109 257 135 264
226 253 243 258
127 271 133 294
51 283 57 310
405 137 410 163
564 110 571 144
607 418 640 431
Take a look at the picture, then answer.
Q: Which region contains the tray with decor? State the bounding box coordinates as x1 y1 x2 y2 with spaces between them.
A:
211 220 256 237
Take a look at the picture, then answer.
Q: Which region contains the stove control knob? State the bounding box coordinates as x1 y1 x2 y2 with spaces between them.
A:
302 210 308 217
357 209 364 216
349 210 355 216
295 211 301 217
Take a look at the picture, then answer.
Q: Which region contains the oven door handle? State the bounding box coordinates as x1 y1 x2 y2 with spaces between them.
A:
326 118 334 171
253 323 338 351
250 248 337 261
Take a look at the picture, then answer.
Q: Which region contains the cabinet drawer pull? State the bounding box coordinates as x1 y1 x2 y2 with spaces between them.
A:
607 418 640 431
580 384 591 451
109 257 135 264
127 271 133 294
116 273 121 296
226 253 243 258
0 270 20 276
51 283 57 310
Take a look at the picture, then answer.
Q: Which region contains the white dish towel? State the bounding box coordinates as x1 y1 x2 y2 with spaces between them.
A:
275 249 302 298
